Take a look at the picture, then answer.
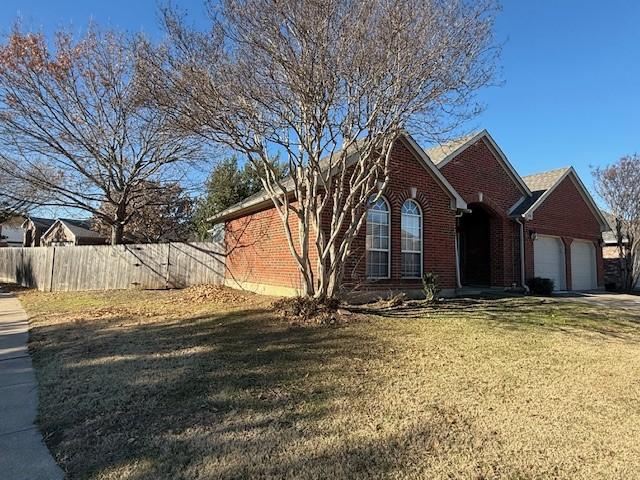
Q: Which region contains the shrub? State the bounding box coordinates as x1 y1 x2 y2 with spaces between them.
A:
422 272 441 303
526 277 555 296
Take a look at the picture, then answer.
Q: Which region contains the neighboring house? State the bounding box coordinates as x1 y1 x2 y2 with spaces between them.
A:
0 216 26 247
22 216 57 247
210 130 609 298
40 219 109 247
600 212 639 291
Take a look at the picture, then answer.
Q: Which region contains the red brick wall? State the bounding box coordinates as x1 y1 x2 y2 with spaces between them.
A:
524 175 604 288
344 138 458 291
225 205 316 291
439 138 526 287
224 138 459 294
439 138 524 211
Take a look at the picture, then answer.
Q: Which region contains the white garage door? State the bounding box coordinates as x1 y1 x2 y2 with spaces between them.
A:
571 240 596 291
534 236 565 290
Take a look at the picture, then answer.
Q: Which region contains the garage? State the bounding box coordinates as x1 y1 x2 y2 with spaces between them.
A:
570 240 597 290
534 235 565 290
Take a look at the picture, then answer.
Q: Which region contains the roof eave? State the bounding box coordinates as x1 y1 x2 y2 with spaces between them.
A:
209 133 468 223
401 133 467 210
519 168 610 231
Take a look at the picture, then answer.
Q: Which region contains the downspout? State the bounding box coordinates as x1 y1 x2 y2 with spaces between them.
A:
515 217 528 291
454 210 465 290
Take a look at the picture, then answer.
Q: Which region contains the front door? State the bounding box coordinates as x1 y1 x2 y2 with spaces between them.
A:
459 207 491 286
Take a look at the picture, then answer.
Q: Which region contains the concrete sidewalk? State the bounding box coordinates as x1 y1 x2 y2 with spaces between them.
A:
0 292 64 480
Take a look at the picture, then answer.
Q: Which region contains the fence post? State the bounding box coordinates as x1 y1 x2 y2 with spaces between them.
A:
47 247 56 292
165 242 171 289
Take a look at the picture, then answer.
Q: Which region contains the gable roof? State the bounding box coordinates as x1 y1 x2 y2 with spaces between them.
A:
600 210 629 245
41 218 107 242
510 167 609 231
509 167 571 217
422 132 479 165
209 133 467 224
21 216 56 230
522 167 571 192
425 130 533 197
60 219 106 241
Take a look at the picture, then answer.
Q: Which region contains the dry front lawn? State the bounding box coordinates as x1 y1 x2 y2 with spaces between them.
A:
18 287 640 480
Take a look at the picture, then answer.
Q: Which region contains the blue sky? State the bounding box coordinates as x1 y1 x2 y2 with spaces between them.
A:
0 0 638 197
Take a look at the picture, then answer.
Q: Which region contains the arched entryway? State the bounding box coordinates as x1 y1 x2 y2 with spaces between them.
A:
458 203 495 286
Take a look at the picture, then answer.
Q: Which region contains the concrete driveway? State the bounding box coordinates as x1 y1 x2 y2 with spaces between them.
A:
0 292 64 480
555 291 640 311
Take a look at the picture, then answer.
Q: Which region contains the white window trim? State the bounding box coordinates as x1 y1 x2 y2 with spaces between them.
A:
401 200 423 279
366 196 391 280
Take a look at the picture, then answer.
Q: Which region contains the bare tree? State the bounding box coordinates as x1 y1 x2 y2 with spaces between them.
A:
0 171 35 223
593 155 640 292
91 181 194 243
0 198 28 224
0 25 201 244
140 0 499 300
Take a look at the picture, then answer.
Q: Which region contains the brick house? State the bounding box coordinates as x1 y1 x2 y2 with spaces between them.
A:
210 130 609 297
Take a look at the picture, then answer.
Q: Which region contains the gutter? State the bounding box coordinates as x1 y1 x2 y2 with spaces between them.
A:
454 209 469 289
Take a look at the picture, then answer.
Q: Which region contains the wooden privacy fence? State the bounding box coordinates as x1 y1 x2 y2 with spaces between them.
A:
0 242 225 292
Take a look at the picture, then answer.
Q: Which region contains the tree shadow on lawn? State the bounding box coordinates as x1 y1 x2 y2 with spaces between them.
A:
361 297 640 344
29 306 483 479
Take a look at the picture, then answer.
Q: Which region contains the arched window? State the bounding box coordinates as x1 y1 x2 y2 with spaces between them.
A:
366 196 390 279
401 200 422 278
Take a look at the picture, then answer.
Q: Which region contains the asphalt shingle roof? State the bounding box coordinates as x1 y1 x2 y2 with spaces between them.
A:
58 219 106 240
27 216 56 230
521 167 570 192
509 167 570 217
423 132 480 165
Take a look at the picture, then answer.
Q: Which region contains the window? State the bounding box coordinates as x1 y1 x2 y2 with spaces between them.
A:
366 196 390 279
401 200 422 278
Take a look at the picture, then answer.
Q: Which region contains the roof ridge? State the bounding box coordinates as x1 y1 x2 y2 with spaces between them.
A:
522 166 571 179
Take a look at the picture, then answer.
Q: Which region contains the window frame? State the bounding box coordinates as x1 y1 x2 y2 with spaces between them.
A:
366 195 391 280
400 199 423 279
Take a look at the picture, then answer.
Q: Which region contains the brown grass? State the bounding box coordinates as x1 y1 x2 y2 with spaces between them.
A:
18 288 640 480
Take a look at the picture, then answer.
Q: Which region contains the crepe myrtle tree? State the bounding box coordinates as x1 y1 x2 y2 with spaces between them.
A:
139 0 500 300
0 25 201 245
593 154 640 292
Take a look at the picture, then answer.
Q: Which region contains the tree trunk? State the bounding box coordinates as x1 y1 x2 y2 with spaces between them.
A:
111 223 124 245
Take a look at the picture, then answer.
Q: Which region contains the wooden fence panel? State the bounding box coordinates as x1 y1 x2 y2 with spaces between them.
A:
0 242 225 292
167 242 225 288
0 247 21 284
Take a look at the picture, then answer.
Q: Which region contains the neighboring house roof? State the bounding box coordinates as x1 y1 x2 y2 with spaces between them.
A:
41 218 108 243
0 215 26 228
59 219 106 241
600 211 630 245
208 133 467 224
426 129 533 197
21 216 56 230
